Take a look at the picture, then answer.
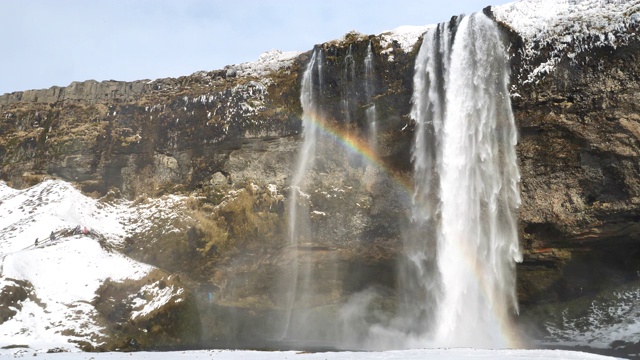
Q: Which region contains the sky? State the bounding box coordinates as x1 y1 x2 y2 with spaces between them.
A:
0 0 512 95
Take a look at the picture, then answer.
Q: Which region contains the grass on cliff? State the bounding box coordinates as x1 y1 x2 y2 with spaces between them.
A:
189 183 285 260
124 182 285 280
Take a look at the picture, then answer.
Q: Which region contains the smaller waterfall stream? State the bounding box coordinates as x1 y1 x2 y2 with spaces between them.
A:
364 41 378 151
342 45 356 126
282 48 322 339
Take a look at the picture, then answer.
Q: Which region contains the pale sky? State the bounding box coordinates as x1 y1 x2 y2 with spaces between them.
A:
0 0 511 95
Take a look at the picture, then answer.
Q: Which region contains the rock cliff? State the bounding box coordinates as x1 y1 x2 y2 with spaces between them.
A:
1 0 639 354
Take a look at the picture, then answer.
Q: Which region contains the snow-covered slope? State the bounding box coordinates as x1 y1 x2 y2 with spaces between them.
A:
0 180 188 352
493 0 640 83
0 180 126 253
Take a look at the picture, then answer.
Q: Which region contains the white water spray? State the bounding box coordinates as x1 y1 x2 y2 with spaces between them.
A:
284 13 520 348
401 12 521 348
434 13 521 347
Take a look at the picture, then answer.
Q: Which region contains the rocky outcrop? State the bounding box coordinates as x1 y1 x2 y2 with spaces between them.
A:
0 80 150 105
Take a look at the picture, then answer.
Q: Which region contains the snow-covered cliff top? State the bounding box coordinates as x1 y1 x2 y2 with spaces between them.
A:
493 0 640 82
224 49 301 78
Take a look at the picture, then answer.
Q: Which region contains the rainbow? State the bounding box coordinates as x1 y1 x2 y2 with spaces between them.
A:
302 109 413 192
301 110 525 349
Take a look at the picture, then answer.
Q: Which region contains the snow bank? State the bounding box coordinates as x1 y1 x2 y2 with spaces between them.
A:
0 239 151 350
226 50 301 78
0 180 126 253
380 25 433 54
0 348 618 359
130 281 184 319
493 0 640 83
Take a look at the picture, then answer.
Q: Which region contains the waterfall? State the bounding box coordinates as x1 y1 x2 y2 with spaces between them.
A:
400 12 521 348
364 41 378 151
282 48 322 339
342 45 355 125
395 20 456 340
284 13 520 349
434 13 521 347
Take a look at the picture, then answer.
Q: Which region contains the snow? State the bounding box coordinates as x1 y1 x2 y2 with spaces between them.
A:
226 50 301 78
540 283 640 349
0 239 151 351
0 180 126 253
492 0 640 83
0 348 619 359
129 281 183 319
379 25 434 60
266 184 278 197
0 180 188 351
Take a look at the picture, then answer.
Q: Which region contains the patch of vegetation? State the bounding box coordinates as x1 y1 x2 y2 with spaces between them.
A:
124 182 285 282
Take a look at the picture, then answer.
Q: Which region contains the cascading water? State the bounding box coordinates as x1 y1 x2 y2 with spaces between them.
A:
434 13 521 347
405 12 522 348
394 19 456 342
364 41 378 151
342 45 356 125
282 48 322 339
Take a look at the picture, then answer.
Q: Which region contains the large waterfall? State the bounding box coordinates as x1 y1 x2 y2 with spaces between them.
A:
405 12 522 347
283 12 520 350
362 12 521 349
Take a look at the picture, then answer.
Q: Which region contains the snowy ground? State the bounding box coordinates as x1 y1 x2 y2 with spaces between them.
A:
0 348 622 359
227 49 301 78
0 180 187 351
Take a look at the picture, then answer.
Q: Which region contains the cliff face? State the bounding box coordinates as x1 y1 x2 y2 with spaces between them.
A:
513 38 640 303
1 2 640 352
0 52 304 196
